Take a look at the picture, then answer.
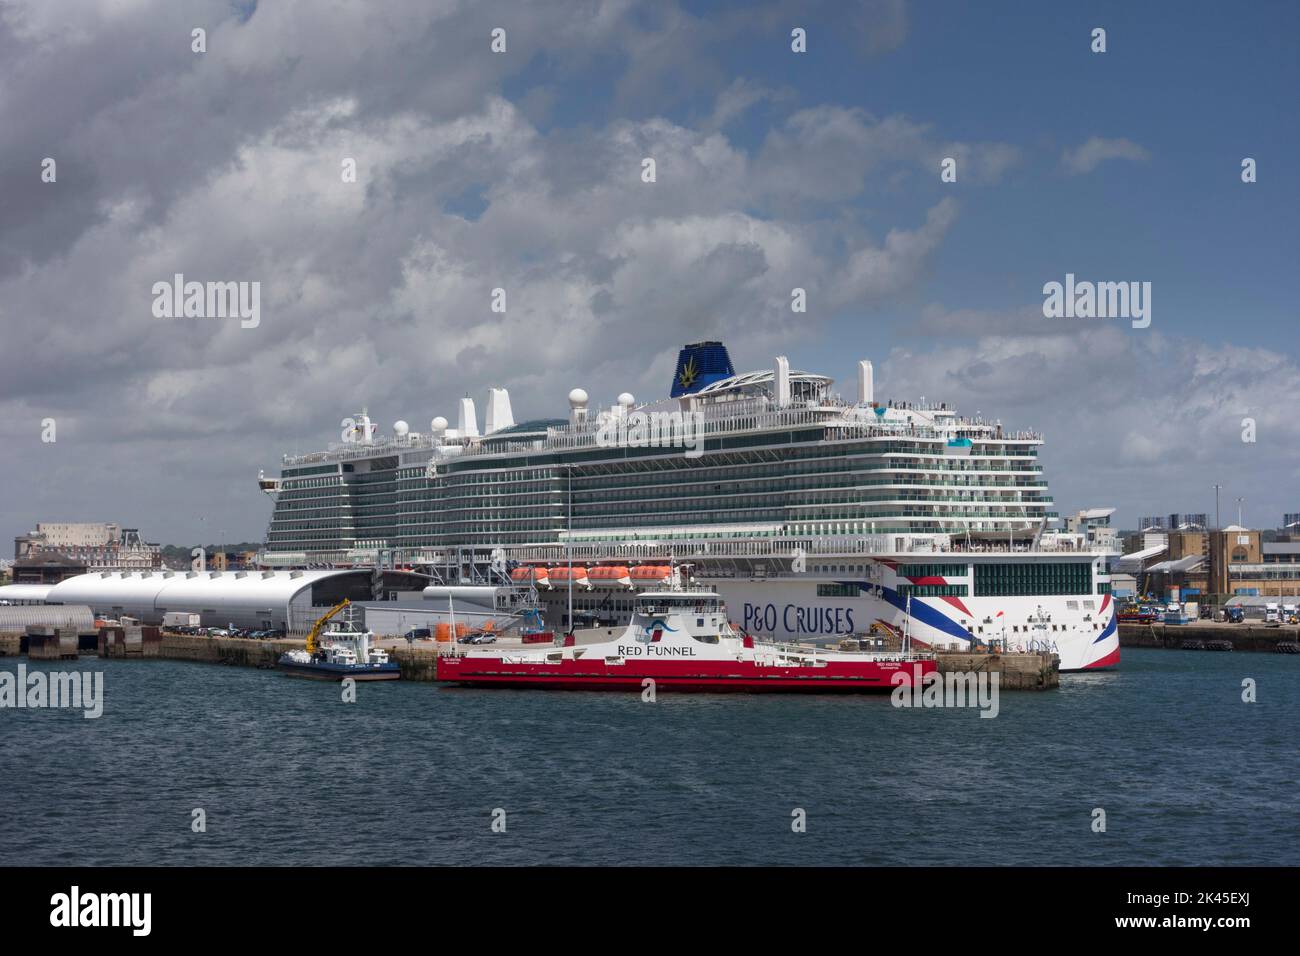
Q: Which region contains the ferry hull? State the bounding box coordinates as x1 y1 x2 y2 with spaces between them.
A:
436 655 935 692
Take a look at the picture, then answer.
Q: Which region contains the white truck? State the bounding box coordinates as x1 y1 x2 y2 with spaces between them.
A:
162 611 201 628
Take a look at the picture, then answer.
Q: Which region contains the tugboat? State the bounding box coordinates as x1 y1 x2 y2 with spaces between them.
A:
436 588 935 693
278 599 400 681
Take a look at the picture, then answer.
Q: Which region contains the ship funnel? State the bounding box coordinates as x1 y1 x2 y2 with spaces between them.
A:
484 387 514 435
457 397 479 437
569 388 589 426
670 341 735 397
774 356 791 406
858 360 874 405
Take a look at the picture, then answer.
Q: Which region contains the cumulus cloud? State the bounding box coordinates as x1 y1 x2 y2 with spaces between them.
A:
755 106 1020 204
7 0 1263 549
1060 136 1151 175
1 1 974 543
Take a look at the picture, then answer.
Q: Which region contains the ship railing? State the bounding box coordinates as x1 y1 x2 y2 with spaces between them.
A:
281 409 1044 465
283 434 441 465
255 533 1116 571
756 641 934 663
497 535 1115 563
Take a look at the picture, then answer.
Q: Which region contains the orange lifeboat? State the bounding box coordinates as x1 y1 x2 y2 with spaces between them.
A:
548 566 590 588
588 565 632 587
512 566 551 587
630 564 672 584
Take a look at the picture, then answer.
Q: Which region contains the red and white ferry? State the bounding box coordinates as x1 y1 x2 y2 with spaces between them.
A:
436 589 935 693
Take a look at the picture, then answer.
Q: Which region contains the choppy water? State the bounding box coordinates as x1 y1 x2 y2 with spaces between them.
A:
1 649 1296 866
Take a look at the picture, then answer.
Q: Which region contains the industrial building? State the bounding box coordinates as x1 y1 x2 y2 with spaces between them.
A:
1118 525 1300 602
360 585 526 637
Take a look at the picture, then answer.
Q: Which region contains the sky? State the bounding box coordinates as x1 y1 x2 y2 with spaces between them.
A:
1 0 1297 549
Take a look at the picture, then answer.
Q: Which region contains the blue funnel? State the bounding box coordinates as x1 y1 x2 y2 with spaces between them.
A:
669 341 736 397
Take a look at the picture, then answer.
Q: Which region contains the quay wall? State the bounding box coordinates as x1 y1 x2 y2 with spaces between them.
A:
156 634 301 667
1119 622 1300 652
934 651 1058 690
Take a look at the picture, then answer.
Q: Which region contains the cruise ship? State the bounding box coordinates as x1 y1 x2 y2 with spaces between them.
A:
258 342 1119 671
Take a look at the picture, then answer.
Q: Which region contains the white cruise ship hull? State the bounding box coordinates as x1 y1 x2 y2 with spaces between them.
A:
712 579 1119 671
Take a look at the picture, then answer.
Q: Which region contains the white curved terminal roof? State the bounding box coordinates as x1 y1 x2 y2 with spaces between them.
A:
0 583 56 604
42 569 357 618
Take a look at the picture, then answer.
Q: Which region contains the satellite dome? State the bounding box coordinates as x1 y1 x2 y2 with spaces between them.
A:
568 388 589 406
431 416 448 432
393 420 410 437
618 392 635 406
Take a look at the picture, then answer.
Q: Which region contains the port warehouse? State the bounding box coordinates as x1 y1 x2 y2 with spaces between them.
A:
0 569 469 637
0 604 97 634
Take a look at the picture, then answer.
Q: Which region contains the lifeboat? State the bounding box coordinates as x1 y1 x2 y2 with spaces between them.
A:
588 565 632 587
511 566 550 587
548 566 590 588
630 564 672 585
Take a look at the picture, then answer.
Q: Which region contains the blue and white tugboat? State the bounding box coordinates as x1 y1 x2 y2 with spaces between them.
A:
278 600 400 681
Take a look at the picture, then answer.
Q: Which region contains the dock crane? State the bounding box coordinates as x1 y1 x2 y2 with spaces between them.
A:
305 599 352 655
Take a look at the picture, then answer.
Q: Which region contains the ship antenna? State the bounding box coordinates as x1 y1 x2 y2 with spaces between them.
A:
448 593 456 652
904 592 912 656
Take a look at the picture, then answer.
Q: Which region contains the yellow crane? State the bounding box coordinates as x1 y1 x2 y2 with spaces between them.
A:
305 599 351 655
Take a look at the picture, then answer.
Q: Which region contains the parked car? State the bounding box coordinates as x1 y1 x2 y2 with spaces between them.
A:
403 627 432 641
